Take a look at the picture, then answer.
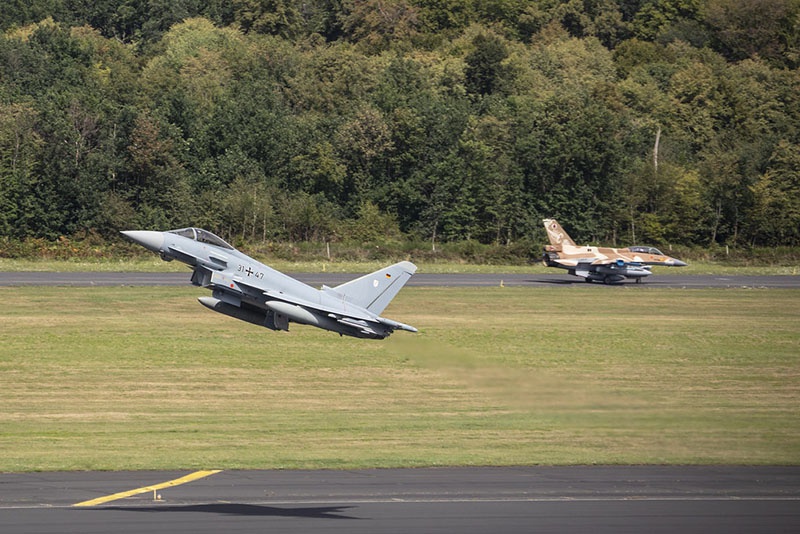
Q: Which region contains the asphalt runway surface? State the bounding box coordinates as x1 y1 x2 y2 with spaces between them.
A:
1 467 799 534
1 271 799 288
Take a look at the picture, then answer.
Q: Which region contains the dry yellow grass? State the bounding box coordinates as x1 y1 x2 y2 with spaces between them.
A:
0 285 798 471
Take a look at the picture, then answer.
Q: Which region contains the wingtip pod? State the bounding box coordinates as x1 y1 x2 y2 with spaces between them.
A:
377 316 418 333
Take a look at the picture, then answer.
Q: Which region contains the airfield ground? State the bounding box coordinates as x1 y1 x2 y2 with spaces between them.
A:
1 284 798 471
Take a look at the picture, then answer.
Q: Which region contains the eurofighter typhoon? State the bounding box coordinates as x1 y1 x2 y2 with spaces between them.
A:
542 219 687 284
122 228 417 339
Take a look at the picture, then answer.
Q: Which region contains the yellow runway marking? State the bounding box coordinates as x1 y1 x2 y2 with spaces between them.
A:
73 470 222 507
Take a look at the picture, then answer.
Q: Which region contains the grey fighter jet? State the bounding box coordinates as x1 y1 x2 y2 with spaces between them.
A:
122 228 417 339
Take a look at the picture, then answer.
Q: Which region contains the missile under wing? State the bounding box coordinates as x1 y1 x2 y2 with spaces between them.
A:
541 219 687 284
121 228 417 339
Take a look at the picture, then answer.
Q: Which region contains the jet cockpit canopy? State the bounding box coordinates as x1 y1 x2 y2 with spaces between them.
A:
168 228 234 250
628 245 664 256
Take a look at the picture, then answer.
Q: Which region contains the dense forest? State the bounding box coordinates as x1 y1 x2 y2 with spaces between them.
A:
1 0 799 256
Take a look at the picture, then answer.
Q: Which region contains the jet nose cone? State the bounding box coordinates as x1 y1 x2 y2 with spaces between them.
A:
121 230 164 253
671 259 688 267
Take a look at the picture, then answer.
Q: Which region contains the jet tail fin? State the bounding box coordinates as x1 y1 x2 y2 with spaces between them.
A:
543 219 576 248
331 261 417 315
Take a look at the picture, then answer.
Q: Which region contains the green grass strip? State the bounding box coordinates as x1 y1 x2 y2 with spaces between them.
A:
1 286 798 471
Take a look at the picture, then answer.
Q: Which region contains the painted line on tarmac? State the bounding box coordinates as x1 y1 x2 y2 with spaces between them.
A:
233 496 800 505
73 470 222 507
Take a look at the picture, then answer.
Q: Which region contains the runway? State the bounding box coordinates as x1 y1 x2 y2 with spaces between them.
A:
1 271 798 288
1 467 798 533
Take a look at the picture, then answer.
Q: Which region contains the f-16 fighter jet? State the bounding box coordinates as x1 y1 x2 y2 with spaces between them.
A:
122 228 417 339
542 219 687 284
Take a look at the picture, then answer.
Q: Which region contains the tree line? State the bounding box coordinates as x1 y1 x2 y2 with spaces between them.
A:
1 0 799 252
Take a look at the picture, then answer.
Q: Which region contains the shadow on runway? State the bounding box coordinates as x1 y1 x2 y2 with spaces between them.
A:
529 278 624 286
530 277 670 286
92 503 360 520
529 278 584 285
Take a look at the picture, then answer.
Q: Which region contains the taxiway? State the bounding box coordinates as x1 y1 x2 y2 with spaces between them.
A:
1 467 798 534
1 271 798 288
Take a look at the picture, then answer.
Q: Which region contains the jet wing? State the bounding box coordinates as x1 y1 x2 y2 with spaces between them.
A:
552 257 596 267
207 270 416 334
263 288 417 333
589 254 640 266
207 272 383 322
263 289 375 322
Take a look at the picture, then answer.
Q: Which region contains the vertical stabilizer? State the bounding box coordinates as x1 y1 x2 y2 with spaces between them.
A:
331 261 417 315
543 219 576 248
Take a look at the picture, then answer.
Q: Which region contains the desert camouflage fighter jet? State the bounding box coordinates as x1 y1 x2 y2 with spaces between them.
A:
541 219 687 284
122 228 417 339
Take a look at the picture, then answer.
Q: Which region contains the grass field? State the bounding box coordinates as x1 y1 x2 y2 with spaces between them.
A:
1 285 798 472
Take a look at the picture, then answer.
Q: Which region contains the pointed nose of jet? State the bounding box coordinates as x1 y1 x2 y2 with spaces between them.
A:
670 259 688 267
121 230 164 253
